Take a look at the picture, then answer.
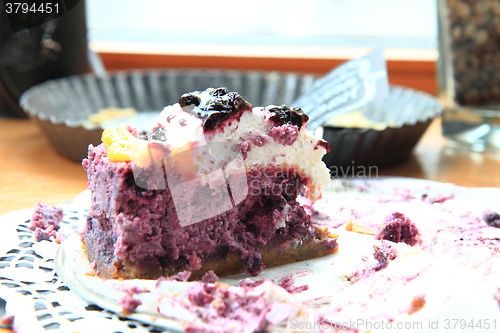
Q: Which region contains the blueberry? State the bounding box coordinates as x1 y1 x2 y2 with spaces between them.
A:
267 105 309 129
178 87 252 131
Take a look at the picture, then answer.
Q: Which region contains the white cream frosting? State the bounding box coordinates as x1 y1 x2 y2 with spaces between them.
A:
156 103 331 200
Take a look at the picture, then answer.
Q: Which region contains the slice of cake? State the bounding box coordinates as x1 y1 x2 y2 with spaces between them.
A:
82 87 338 279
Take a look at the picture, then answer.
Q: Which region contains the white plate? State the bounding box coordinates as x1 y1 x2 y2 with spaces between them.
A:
1 178 500 333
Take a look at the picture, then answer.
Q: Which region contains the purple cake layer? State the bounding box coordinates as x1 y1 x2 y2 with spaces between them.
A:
82 144 337 279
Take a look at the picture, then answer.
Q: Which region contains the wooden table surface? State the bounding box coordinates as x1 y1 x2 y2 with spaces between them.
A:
1 116 500 217
1 116 500 331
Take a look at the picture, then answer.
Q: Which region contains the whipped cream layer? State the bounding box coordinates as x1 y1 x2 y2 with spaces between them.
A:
155 102 331 200
102 87 331 201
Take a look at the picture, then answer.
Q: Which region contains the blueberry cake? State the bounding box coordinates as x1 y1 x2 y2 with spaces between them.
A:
82 88 338 279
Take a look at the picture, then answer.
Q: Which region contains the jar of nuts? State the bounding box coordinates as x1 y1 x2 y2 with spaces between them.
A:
438 0 500 151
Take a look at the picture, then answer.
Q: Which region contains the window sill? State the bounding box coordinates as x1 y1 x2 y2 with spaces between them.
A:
90 42 438 96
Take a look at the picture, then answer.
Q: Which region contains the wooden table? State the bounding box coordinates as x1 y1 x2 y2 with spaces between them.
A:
1 116 500 332
1 116 500 217
0 118 88 216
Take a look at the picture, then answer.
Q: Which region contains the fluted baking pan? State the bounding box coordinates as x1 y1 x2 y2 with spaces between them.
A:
20 69 442 170
322 85 443 170
19 69 317 162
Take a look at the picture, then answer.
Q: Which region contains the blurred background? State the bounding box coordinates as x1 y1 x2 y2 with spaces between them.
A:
85 0 438 93
87 0 437 52
0 0 438 118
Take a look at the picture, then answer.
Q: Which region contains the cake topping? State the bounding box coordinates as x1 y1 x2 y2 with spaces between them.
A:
179 87 252 131
102 123 147 162
266 105 309 129
102 123 166 167
99 87 330 202
147 126 167 141
315 139 330 153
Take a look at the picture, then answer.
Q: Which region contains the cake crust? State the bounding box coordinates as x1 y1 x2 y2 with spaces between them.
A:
84 223 337 280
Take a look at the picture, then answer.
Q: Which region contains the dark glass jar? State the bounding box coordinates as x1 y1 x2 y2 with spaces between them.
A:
438 0 500 152
0 0 89 118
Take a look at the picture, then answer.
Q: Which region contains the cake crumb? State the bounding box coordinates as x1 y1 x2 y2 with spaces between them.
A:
33 225 57 242
118 295 142 314
55 232 67 244
422 193 454 204
176 280 299 333
201 270 219 283
483 210 500 228
156 271 192 286
407 294 426 314
374 241 398 271
239 278 265 287
0 315 14 327
278 275 309 294
375 212 419 246
116 285 145 314
30 202 63 242
345 221 376 235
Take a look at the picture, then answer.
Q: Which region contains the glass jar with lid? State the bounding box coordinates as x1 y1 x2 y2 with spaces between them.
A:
437 0 500 151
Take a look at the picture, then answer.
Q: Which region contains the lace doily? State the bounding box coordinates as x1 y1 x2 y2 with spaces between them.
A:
0 192 171 333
